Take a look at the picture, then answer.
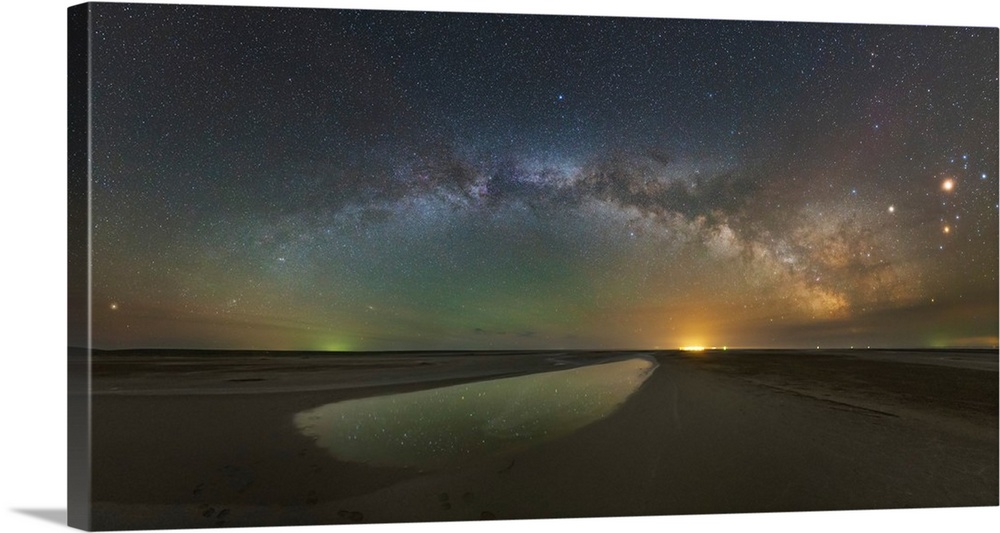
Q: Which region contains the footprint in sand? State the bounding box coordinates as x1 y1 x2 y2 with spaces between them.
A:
220 464 255 493
437 492 451 510
337 510 363 522
214 508 230 527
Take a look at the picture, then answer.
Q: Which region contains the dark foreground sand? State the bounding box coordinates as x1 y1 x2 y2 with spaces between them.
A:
85 349 998 530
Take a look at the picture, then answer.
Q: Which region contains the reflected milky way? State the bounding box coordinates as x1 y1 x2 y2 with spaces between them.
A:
85 4 998 350
293 357 657 468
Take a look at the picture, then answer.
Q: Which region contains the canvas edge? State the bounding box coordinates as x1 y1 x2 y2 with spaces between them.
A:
57 3 1000 531
68 2 93 530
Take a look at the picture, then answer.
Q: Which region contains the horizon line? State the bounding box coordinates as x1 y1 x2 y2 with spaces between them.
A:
74 345 1000 353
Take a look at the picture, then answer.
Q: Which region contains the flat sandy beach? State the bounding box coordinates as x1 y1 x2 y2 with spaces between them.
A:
84 349 998 530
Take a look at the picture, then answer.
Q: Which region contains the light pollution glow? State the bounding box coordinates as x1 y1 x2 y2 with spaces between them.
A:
82 5 998 351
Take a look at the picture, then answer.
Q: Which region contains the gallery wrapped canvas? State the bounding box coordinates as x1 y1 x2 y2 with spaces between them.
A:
68 2 998 531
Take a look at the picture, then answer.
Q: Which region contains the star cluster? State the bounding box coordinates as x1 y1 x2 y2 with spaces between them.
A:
85 4 998 350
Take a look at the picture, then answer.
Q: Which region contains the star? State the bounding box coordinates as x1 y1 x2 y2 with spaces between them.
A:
81 4 998 351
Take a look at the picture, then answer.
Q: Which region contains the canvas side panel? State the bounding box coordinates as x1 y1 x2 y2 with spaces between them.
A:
68 3 92 530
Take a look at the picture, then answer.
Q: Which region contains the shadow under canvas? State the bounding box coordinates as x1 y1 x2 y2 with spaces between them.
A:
12 509 68 527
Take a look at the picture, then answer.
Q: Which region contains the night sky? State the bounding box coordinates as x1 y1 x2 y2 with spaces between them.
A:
87 3 998 351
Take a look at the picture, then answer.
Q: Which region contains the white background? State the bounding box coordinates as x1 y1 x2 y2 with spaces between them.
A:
1 1 997 532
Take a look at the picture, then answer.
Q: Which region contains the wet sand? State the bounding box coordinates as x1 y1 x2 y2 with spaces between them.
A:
87 349 998 530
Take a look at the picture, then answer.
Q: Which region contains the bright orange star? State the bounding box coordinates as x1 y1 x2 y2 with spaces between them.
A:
942 178 955 192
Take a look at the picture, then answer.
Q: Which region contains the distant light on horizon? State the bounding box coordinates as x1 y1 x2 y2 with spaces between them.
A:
82 6 998 352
